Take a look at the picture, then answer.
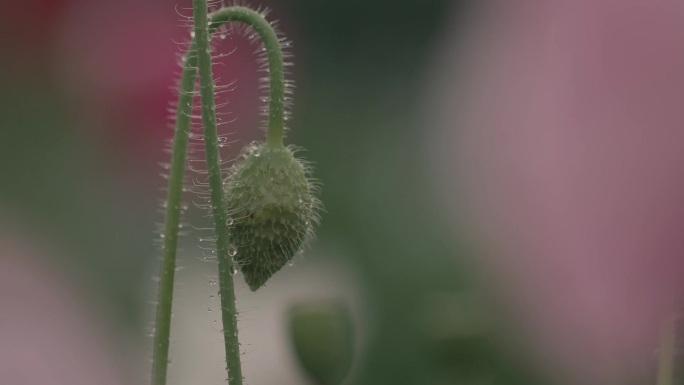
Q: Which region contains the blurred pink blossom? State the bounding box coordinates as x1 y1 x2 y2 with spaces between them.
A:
55 0 265 164
429 1 684 384
0 0 68 77
0 225 131 385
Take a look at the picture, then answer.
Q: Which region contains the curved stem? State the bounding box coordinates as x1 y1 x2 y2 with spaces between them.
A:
151 3 287 385
150 41 197 385
195 4 290 383
209 6 286 148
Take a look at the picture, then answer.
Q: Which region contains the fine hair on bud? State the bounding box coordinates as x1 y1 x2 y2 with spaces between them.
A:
225 141 321 291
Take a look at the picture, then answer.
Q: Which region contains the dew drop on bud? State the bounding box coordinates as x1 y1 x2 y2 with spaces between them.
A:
229 245 238 257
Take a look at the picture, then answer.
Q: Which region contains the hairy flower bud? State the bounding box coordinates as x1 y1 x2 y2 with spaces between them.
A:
224 142 320 291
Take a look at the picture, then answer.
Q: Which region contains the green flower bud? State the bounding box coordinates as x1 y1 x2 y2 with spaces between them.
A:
224 142 320 291
288 301 354 385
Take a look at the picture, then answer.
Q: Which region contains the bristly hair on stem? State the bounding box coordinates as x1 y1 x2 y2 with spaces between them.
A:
190 0 243 384
150 35 198 385
151 2 320 385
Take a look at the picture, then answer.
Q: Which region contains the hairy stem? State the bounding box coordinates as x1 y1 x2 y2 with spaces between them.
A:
192 0 244 384
209 6 287 148
151 3 288 385
150 41 197 385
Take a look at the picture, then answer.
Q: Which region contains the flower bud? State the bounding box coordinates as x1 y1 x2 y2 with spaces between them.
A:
288 300 354 385
224 142 320 291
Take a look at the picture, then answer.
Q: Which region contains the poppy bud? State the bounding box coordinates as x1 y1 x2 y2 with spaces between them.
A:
224 142 320 291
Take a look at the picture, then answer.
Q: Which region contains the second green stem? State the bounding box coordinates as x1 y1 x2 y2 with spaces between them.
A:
192 1 243 384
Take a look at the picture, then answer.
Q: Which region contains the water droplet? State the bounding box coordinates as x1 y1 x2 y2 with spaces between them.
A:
210 295 214 299
208 307 212 312
230 266 237 275
227 218 234 226
190 31 195 38
228 245 238 257
288 262 294 267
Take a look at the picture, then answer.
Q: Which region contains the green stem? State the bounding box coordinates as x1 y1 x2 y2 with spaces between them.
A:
656 314 676 385
195 4 290 384
150 41 197 385
193 1 266 384
209 6 287 148
151 3 288 385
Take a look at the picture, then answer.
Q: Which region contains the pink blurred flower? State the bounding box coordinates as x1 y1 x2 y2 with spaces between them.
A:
429 1 684 384
0 224 132 384
55 0 266 164
0 0 69 77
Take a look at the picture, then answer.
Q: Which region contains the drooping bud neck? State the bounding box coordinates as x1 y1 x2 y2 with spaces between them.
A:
209 6 287 148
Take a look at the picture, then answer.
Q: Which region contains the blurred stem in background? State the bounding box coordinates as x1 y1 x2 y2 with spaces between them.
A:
656 314 676 385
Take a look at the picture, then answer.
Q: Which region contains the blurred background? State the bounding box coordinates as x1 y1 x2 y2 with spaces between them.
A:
2 0 684 384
